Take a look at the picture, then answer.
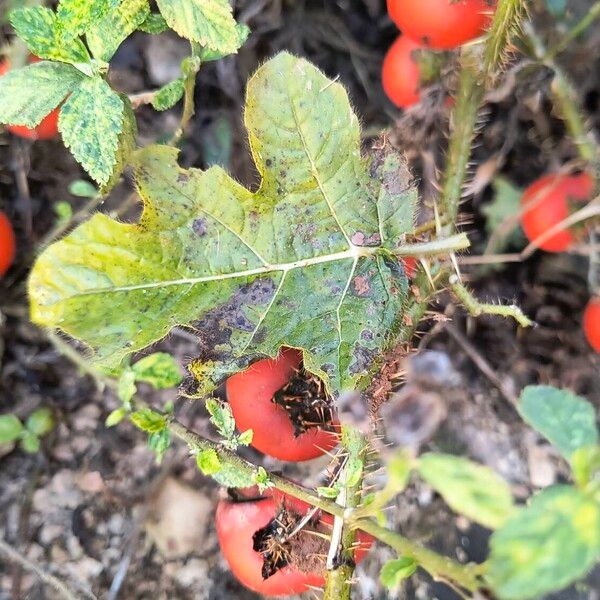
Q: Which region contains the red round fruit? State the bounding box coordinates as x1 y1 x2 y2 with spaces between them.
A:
382 36 422 109
583 297 600 353
226 348 339 462
0 210 16 277
520 172 594 253
0 56 60 141
387 0 495 50
402 257 418 279
216 491 373 596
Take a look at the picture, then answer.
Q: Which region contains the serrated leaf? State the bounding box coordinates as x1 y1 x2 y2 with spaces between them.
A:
156 0 241 53
132 352 182 389
86 0 150 62
58 76 124 185
380 557 418 589
100 95 137 194
57 0 114 38
151 78 185 111
138 12 168 34
419 453 514 529
130 408 166 433
196 448 221 475
10 7 89 63
0 61 84 128
28 53 420 397
253 466 271 492
237 429 253 446
105 407 127 427
148 428 170 462
197 23 250 61
25 407 54 437
206 399 236 440
0 414 24 443
487 486 600 599
518 385 599 460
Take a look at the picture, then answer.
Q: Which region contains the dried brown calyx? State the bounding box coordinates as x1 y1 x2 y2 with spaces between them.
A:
272 367 336 436
252 502 329 579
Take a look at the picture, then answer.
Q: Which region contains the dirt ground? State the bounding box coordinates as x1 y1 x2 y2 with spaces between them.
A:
1 1 600 599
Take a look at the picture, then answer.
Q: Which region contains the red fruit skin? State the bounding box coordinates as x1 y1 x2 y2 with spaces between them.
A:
0 57 60 141
520 172 594 253
216 493 373 597
0 210 16 276
583 297 600 353
387 0 495 49
402 257 417 279
382 36 422 109
226 348 339 462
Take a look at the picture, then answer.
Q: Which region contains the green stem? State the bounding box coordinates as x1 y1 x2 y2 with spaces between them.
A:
398 233 471 256
170 57 201 145
323 429 367 600
549 1 600 58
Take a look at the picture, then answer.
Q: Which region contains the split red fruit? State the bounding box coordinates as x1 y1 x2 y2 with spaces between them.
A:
382 36 422 109
387 0 495 50
583 297 600 353
0 56 60 141
0 211 16 277
520 172 594 253
216 491 373 596
226 348 339 462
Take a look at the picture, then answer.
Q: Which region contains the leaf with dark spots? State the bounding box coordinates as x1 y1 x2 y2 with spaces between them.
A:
28 52 417 396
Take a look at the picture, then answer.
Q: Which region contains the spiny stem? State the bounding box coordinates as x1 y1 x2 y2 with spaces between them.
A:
170 56 201 145
167 419 480 591
449 275 534 327
323 429 367 600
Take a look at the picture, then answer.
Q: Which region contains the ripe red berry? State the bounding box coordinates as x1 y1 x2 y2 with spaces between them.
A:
0 56 60 141
216 491 372 596
402 257 418 279
520 172 594 253
583 297 600 353
226 348 339 462
382 36 422 109
0 210 16 277
387 0 495 49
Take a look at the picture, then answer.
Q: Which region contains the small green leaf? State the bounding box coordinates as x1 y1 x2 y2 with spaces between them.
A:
105 407 127 427
130 408 167 433
156 0 242 53
25 407 54 437
148 428 170 463
151 79 185 111
10 6 89 63
196 23 250 61
0 414 24 443
418 453 514 529
86 0 150 62
253 466 271 492
206 398 236 440
117 369 137 404
196 448 221 475
482 178 523 238
138 12 168 34
0 61 84 128
20 431 40 453
237 429 253 446
519 385 599 460
380 557 418 589
570 445 600 488
57 0 113 38
387 449 413 493
131 352 182 389
69 180 97 198
54 201 73 226
317 486 340 499
59 76 124 185
487 486 600 599
211 462 255 488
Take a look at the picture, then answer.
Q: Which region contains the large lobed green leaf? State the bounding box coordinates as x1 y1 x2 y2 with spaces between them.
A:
487 485 600 599
0 61 84 128
29 52 418 396
156 0 243 54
